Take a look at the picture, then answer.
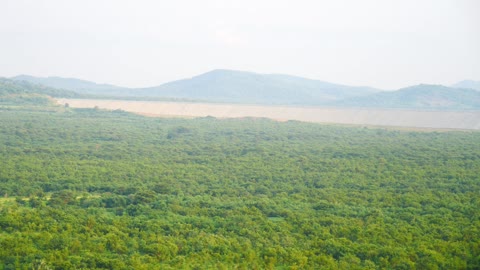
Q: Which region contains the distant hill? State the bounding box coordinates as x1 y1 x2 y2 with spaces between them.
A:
11 70 381 104
11 75 133 96
452 80 480 91
0 77 82 105
335 84 480 110
0 78 80 97
7 72 480 110
136 69 380 105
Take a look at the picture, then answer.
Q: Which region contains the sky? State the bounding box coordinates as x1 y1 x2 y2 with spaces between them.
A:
0 0 479 90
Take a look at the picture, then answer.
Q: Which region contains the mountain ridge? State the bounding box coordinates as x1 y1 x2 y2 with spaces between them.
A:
452 80 480 91
11 74 132 96
11 70 381 104
0 77 81 98
7 70 480 109
335 84 480 110
0 77 82 105
136 69 380 105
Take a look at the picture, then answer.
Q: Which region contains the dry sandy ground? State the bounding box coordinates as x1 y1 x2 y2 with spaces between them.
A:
56 99 480 130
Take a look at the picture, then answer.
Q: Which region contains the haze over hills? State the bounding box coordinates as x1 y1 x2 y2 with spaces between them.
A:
335 84 480 110
7 70 480 110
0 77 82 105
11 75 131 96
136 69 380 105
0 77 80 98
452 80 480 91
11 70 380 104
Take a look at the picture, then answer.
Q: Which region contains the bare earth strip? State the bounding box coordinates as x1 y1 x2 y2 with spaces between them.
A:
56 99 480 130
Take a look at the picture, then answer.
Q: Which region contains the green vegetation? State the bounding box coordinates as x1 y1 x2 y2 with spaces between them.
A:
0 78 80 98
0 105 479 269
0 78 82 107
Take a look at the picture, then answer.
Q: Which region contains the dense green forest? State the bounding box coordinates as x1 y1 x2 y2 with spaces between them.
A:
0 104 479 269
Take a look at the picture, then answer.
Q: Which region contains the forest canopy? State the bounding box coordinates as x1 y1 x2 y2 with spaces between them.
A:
0 105 479 269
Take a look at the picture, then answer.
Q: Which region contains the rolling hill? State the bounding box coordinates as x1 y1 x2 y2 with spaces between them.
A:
11 75 132 96
0 77 82 105
11 70 380 104
334 84 480 110
136 69 380 104
0 77 80 97
452 80 480 91
7 71 480 110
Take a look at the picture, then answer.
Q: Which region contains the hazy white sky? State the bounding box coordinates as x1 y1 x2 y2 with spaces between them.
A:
1 0 479 89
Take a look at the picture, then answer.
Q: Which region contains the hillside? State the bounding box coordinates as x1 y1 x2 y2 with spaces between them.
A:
0 77 80 97
10 71 380 103
137 69 379 105
9 72 480 110
11 75 133 96
0 78 82 105
334 84 480 110
452 80 480 91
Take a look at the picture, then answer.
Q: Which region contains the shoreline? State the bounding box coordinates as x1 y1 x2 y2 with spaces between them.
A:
56 98 480 130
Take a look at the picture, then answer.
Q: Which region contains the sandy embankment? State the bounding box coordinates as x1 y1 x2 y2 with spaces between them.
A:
56 99 480 130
